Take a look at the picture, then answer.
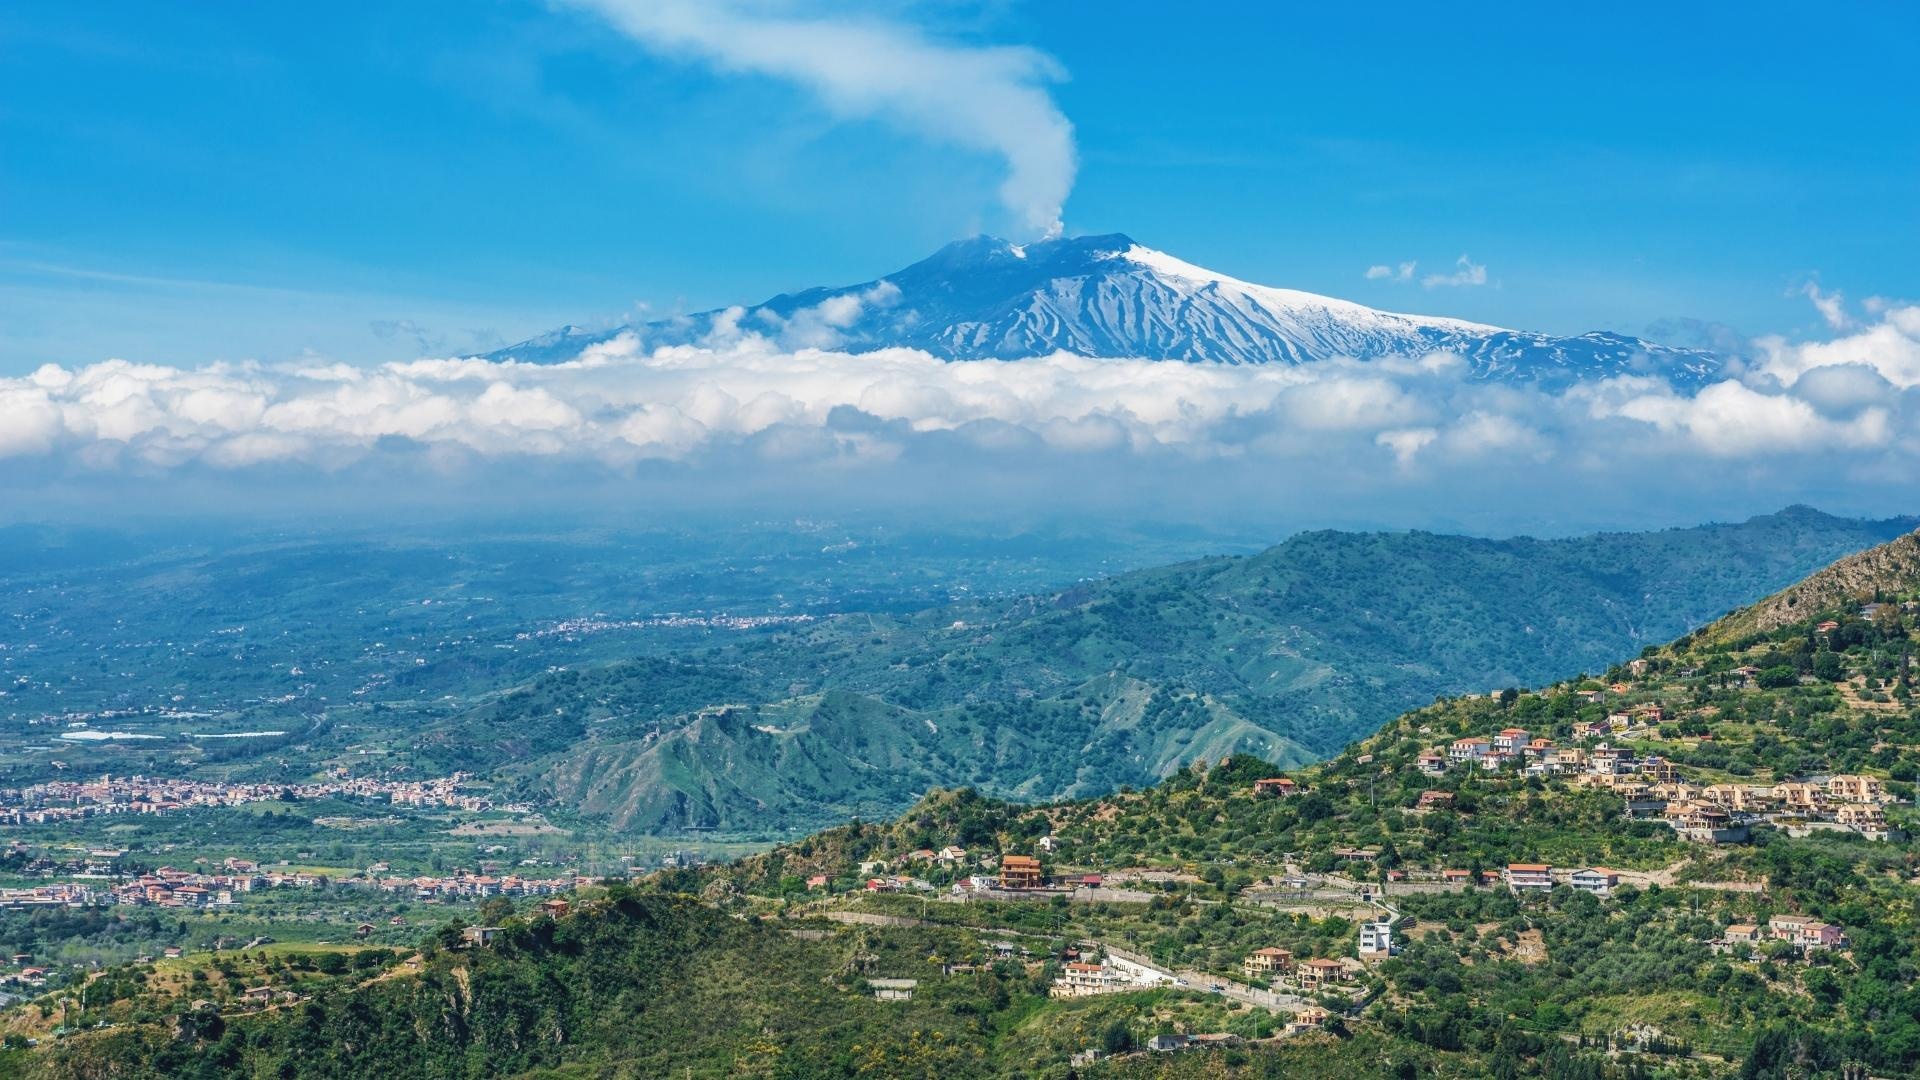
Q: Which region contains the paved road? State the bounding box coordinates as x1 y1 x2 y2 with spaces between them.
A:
1094 942 1307 1015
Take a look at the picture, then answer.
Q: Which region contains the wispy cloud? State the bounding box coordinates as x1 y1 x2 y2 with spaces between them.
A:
1798 280 1854 331
561 0 1076 237
1365 261 1416 283
1422 255 1488 289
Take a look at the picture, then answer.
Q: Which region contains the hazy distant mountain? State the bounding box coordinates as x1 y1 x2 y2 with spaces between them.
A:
470 505 1913 833
487 233 1725 387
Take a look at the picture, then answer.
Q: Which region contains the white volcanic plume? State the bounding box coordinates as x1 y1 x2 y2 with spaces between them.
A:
564 0 1077 236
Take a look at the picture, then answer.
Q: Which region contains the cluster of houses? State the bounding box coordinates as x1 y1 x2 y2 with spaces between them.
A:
1050 952 1173 998
0 882 96 911
0 771 513 825
1240 947 1364 991
1616 773 1899 843
1496 864 1622 897
1420 720 1667 778
843 847 1099 897
1417 721 1902 844
93 859 585 909
1716 914 1849 954
366 870 582 901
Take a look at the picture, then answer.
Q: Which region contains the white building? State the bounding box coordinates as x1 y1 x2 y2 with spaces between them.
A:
1568 868 1618 898
1359 920 1394 956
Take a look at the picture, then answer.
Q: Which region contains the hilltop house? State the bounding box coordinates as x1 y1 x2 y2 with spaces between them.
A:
1591 745 1634 774
1828 775 1887 803
1448 738 1491 764
1286 1007 1331 1035
1769 915 1847 951
1640 756 1680 784
1053 962 1130 997
1418 753 1447 775
998 855 1044 890
1296 958 1353 991
1836 803 1891 838
1666 802 1749 844
1772 783 1825 811
1568 868 1619 897
1493 728 1531 753
869 978 917 1002
1253 777 1301 798
1505 864 1554 895
1359 920 1394 956
1242 947 1294 978
1416 790 1454 810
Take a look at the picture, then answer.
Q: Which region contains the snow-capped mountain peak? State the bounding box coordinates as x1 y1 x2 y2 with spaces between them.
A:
484 233 1723 387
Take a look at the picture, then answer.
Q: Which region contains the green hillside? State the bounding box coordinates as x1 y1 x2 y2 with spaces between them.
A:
461 507 1918 834
26 525 1920 1078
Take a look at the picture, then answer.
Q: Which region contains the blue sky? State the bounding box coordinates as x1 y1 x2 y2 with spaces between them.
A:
2 1 1916 373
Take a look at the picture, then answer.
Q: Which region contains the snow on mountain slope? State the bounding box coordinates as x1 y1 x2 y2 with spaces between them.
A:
484 233 1724 387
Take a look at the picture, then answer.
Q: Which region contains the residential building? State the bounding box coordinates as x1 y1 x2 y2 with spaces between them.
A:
1769 915 1847 951
998 855 1044 890
1836 803 1889 837
1253 777 1300 798
1505 863 1554 894
1359 921 1394 956
1493 728 1531 754
1296 958 1352 990
1568 868 1618 897
1448 738 1491 764
1242 947 1294 979
1640 756 1679 784
1417 753 1447 775
1591 745 1634 774
1286 1007 1330 1035
1772 783 1825 811
1828 775 1887 803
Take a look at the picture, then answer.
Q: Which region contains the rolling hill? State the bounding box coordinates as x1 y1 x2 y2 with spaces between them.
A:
464 506 1919 833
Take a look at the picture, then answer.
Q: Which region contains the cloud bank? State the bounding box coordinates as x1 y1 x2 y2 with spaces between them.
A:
565 0 1077 236
5 297 1918 497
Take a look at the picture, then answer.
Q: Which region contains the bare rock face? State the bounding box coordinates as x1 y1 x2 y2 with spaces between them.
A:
1714 529 1920 638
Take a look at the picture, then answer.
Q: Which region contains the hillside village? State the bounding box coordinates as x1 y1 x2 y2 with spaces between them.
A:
8 540 1920 1077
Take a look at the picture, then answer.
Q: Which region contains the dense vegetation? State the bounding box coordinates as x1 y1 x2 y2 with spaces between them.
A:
492 506 1920 833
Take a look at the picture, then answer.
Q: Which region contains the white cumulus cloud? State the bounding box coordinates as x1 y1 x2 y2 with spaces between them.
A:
1423 255 1488 290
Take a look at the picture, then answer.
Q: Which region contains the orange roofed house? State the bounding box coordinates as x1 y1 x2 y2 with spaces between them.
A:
1505 863 1554 894
998 855 1044 890
1242 947 1293 979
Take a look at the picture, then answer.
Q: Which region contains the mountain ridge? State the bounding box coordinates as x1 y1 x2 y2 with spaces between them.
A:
466 506 1920 834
